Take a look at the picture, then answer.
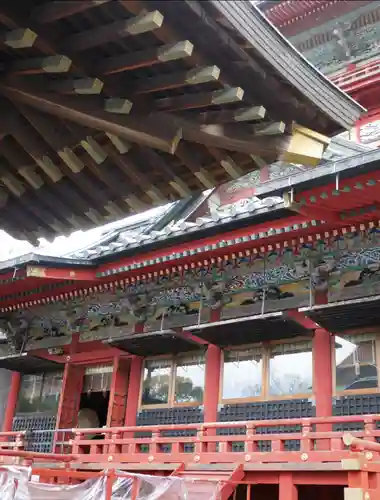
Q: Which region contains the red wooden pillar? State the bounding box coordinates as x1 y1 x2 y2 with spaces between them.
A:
2 372 21 432
279 474 298 500
313 328 333 419
55 335 84 454
124 356 143 427
107 356 129 427
205 308 222 423
56 363 84 429
313 327 333 450
124 323 144 427
204 344 222 423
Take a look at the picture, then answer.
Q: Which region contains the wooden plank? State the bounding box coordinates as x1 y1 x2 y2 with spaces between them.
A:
98 40 193 75
153 87 244 112
64 10 164 52
135 65 220 94
1 83 183 154
32 1 109 24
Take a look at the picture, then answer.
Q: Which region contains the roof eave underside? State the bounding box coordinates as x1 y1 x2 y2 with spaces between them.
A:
207 0 364 131
0 0 363 241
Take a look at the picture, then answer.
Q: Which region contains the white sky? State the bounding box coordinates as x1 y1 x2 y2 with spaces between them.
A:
0 204 170 264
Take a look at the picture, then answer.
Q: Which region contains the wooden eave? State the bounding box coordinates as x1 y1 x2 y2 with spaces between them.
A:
0 0 363 242
255 148 380 198
259 0 372 38
0 212 378 310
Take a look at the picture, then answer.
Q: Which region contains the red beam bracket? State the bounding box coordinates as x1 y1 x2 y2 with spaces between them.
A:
26 265 97 281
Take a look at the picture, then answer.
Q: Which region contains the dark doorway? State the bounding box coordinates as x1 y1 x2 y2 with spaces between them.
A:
79 391 110 429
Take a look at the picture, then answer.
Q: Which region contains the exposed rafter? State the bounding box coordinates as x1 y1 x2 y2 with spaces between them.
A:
0 0 362 240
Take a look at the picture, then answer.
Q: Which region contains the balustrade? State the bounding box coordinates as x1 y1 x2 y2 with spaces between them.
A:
331 59 380 92
0 415 380 466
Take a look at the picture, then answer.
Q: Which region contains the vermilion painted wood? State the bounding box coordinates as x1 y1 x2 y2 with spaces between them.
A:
2 372 21 432
64 415 380 465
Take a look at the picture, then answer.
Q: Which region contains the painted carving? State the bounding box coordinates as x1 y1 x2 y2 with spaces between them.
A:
297 16 380 74
0 315 30 353
4 228 380 348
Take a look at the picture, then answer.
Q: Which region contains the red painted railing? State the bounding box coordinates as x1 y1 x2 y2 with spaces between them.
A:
1 415 380 467
331 59 380 93
66 415 380 465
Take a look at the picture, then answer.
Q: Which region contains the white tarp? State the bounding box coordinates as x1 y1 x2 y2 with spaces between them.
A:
0 467 221 500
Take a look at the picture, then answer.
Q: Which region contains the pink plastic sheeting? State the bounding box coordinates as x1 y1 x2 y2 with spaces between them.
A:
0 468 221 500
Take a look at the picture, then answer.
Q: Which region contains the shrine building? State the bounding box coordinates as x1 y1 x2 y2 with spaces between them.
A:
0 1 378 500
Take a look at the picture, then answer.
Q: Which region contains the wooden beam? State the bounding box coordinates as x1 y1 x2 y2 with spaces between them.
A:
283 192 342 223
0 138 85 228
26 265 97 281
134 65 220 94
106 134 131 154
80 137 108 164
0 162 63 236
283 125 330 167
10 55 72 75
104 98 133 115
49 78 104 95
253 121 286 136
180 121 291 159
153 87 244 112
98 40 194 75
104 144 168 206
207 148 243 179
135 146 192 198
1 83 183 154
64 10 164 52
197 105 267 125
32 1 109 24
176 142 216 189
0 138 45 189
1 28 37 49
7 104 112 221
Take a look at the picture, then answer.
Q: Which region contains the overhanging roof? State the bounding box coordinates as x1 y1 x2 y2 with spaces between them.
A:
0 0 363 242
0 353 61 373
300 295 380 333
185 312 312 346
255 148 380 198
105 330 201 357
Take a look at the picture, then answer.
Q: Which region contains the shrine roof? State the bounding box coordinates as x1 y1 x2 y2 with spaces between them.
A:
255 146 380 199
0 196 292 274
0 0 364 242
301 295 380 333
0 135 372 278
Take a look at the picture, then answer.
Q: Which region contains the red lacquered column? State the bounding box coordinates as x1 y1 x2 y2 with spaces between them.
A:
124 355 143 427
2 372 21 432
313 328 333 419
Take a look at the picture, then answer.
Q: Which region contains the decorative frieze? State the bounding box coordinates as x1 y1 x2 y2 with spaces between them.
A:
1 227 380 350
